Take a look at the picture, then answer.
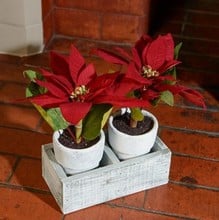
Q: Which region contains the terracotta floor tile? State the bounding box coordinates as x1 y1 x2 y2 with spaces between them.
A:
109 191 145 208
0 54 22 64
148 105 219 133
36 119 53 134
64 203 176 220
0 62 27 83
10 158 49 191
0 154 17 182
144 183 219 219
160 129 219 160
0 82 28 105
0 127 51 158
0 187 62 220
0 104 41 130
170 155 219 188
21 52 50 68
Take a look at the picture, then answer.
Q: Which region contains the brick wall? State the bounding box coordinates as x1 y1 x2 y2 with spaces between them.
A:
42 0 151 46
42 0 54 45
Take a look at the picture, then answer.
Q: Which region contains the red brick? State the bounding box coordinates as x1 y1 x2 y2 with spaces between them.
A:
180 52 219 73
188 0 219 13
177 68 219 87
0 154 17 182
55 0 150 16
176 36 219 57
152 22 182 36
0 105 41 130
102 14 148 43
148 105 219 133
65 203 176 220
187 12 219 27
43 10 54 45
144 183 219 219
0 127 51 158
170 156 219 188
10 158 49 191
160 129 219 160
54 8 101 39
0 188 62 220
41 0 54 19
183 24 219 41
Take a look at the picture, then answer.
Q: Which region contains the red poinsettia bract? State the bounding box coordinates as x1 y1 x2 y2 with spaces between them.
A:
29 45 149 125
92 33 206 108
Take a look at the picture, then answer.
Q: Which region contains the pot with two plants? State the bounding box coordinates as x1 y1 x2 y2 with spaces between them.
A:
24 33 205 175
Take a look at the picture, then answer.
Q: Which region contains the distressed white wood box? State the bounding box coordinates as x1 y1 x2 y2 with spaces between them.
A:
42 137 171 214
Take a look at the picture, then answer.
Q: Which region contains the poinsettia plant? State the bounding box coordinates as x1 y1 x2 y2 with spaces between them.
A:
24 45 149 144
92 33 206 127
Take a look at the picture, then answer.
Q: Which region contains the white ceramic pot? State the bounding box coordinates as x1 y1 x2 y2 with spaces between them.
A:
53 130 105 175
108 110 158 160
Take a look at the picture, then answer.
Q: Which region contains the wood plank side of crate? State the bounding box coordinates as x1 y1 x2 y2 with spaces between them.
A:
42 137 171 214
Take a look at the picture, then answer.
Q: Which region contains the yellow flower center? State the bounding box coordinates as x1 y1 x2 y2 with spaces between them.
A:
142 65 159 78
69 85 89 101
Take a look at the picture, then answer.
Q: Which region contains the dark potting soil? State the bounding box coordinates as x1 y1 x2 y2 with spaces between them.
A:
58 126 100 149
113 112 154 135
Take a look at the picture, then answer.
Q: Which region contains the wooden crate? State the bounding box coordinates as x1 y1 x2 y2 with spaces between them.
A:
42 137 171 214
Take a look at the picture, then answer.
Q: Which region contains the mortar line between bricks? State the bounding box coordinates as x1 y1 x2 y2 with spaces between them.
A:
178 66 219 75
0 124 51 136
170 180 219 192
172 152 219 162
107 203 198 220
6 156 21 183
160 125 219 137
0 151 41 161
0 182 50 195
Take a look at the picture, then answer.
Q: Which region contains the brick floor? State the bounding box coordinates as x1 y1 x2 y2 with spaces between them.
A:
0 0 218 219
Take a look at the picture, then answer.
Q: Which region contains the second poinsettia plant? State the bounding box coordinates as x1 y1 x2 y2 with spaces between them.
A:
93 33 206 127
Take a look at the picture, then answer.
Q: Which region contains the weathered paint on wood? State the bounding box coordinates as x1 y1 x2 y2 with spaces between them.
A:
42 137 171 214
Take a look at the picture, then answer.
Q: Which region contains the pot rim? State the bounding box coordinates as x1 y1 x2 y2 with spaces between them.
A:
109 109 158 137
53 129 105 153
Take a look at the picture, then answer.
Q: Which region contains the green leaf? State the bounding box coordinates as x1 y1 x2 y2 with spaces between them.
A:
160 91 174 106
174 42 183 59
34 105 68 131
25 82 42 97
82 104 112 140
24 70 45 97
170 42 183 79
130 107 144 121
23 70 43 82
101 107 113 128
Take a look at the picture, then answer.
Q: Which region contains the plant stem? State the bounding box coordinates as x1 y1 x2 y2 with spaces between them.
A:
130 118 138 128
75 120 82 144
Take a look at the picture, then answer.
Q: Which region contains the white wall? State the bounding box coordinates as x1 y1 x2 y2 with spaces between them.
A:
0 0 43 56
